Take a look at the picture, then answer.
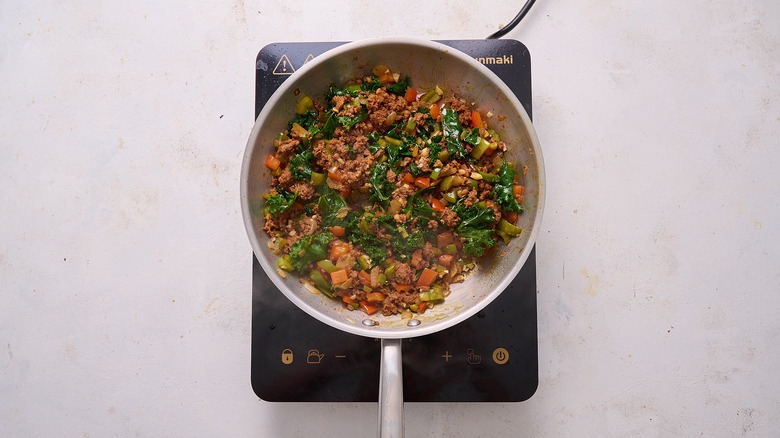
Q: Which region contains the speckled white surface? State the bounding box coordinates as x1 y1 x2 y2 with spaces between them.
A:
1 1 779 436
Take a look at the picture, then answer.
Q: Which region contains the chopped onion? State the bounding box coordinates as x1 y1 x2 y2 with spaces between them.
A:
336 207 350 218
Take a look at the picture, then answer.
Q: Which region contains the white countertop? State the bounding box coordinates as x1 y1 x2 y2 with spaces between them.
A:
2 1 779 436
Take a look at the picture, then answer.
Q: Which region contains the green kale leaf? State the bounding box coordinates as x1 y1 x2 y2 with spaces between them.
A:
368 162 393 205
289 149 315 181
288 231 334 272
265 188 297 217
491 161 524 213
442 108 467 160
459 228 497 257
337 110 367 131
385 76 411 95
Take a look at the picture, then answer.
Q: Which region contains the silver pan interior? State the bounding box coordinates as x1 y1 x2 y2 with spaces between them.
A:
241 38 545 339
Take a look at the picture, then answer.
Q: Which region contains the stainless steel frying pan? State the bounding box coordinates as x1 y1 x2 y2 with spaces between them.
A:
241 37 544 437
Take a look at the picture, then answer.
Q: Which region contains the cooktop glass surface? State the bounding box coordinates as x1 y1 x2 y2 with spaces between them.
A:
251 40 538 402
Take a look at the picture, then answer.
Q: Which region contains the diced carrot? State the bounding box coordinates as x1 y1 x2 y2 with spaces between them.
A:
359 300 378 315
404 87 417 103
471 110 485 129
358 270 371 285
438 254 454 266
329 243 350 261
513 185 524 196
394 284 413 292
264 154 281 170
418 302 429 313
328 169 344 182
416 268 437 287
342 295 356 304
330 269 349 284
402 173 415 184
505 211 518 223
366 292 386 302
429 103 440 120
330 226 345 237
414 176 430 189
411 250 423 268
430 198 445 212
339 186 352 199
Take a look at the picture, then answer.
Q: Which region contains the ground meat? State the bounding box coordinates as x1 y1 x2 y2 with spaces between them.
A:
392 182 416 207
394 263 414 285
462 189 479 208
414 155 431 173
275 168 294 189
290 181 316 200
366 88 409 131
386 168 397 183
446 96 471 126
440 208 459 227
485 200 502 223
297 215 321 236
331 95 350 112
275 138 300 161
422 242 435 260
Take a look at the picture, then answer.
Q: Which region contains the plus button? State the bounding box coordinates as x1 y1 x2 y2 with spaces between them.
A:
442 351 452 362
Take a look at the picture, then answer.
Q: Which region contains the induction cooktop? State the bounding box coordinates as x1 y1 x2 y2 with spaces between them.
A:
251 39 538 402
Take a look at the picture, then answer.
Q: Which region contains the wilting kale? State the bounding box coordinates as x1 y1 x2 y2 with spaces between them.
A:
318 185 359 229
464 128 482 146
451 199 498 257
265 188 296 217
442 109 467 160
458 228 497 257
491 161 524 213
368 162 393 205
337 110 367 131
287 110 319 132
360 76 383 93
288 231 334 272
289 150 315 181
385 76 411 95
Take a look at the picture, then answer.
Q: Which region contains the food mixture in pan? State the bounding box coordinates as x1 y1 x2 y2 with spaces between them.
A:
262 65 526 317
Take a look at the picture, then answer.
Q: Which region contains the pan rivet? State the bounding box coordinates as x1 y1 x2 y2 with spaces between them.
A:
362 319 377 326
407 319 421 327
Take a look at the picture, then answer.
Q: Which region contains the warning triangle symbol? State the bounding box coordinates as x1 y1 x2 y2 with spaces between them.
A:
272 54 295 75
301 54 315 67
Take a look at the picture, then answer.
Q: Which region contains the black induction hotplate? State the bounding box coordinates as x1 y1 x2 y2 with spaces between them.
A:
251 40 538 402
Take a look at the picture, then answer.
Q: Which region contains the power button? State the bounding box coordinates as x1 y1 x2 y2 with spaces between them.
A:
492 348 509 365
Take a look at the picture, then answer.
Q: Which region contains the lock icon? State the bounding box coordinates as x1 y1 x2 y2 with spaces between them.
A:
281 349 294 365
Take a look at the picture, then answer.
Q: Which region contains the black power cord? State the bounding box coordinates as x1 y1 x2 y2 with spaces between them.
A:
487 0 537 39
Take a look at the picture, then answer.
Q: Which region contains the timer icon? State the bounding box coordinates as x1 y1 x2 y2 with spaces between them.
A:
492 348 509 365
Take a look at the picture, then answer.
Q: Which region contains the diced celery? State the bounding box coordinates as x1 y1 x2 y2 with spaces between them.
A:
442 191 458 204
384 263 397 279
277 257 294 272
472 138 491 159
310 171 326 186
316 259 338 273
344 83 362 94
419 290 445 302
384 136 402 146
440 175 455 191
443 244 458 255
296 95 314 114
478 171 496 182
358 254 372 270
309 271 332 295
430 168 441 180
498 219 523 237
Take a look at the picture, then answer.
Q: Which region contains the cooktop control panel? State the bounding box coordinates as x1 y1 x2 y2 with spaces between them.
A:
251 40 538 402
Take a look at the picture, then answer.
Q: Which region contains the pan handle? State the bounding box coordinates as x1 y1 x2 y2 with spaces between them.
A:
378 338 404 438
